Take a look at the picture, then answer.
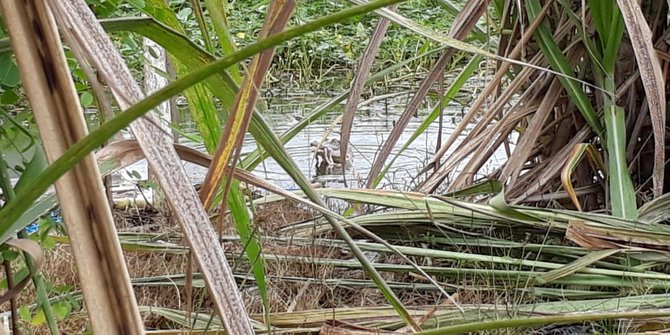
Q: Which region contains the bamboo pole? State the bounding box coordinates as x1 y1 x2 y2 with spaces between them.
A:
46 1 255 333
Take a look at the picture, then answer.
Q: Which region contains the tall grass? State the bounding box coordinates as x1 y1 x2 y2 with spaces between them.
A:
0 0 668 333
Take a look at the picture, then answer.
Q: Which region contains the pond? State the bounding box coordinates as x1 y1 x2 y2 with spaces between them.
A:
111 84 511 198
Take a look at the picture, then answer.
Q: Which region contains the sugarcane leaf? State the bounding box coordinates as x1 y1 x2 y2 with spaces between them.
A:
488 188 543 222
604 105 637 219
526 0 603 135
533 249 620 285
441 179 503 198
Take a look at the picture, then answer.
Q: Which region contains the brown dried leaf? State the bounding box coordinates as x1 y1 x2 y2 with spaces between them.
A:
421 1 553 183
199 0 295 208
340 4 398 169
617 0 666 197
566 221 620 250
49 0 255 332
0 239 44 305
366 0 490 188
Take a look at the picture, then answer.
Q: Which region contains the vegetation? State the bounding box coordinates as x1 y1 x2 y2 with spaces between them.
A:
0 0 669 334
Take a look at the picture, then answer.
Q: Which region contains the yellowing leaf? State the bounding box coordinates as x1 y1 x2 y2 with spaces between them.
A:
30 308 46 326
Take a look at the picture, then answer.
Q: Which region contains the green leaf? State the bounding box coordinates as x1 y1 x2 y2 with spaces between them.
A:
1 249 19 261
41 236 56 250
14 144 47 194
203 0 242 82
53 284 73 294
587 0 624 73
72 68 87 81
0 54 20 87
526 0 603 135
1 89 19 105
442 179 503 198
533 249 620 285
30 308 46 325
121 35 138 49
53 302 71 320
127 0 146 9
488 188 543 222
79 91 94 107
604 105 637 219
19 305 31 322
228 182 269 315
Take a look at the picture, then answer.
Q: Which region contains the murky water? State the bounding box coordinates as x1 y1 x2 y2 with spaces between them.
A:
112 85 511 196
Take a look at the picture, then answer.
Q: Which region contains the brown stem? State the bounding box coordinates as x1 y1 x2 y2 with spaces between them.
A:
3 260 20 335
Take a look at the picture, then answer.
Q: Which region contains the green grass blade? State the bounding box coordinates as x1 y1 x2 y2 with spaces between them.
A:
557 0 606 81
228 180 269 317
526 0 603 135
189 0 215 53
138 0 225 153
441 179 503 198
14 144 47 195
417 310 670 335
533 249 620 285
0 152 58 335
488 188 543 222
204 0 243 82
587 0 624 74
604 104 637 219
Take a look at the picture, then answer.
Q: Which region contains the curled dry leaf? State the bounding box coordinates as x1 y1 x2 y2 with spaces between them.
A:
0 239 44 305
561 144 607 212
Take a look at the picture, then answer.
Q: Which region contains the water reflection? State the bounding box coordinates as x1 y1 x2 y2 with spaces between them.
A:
108 89 509 195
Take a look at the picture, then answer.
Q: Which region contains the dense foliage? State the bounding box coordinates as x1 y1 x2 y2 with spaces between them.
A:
1 0 669 334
